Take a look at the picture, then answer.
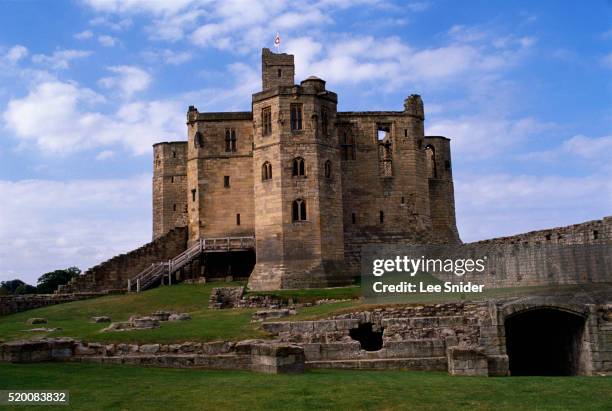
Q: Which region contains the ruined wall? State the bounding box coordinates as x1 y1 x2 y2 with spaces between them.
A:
153 142 188 240
424 136 460 243
0 293 109 317
186 111 255 244
56 227 188 294
424 216 612 289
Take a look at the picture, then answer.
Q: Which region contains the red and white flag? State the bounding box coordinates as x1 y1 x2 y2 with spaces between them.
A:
274 33 281 51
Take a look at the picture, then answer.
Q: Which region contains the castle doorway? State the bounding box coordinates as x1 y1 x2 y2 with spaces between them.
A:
504 308 587 376
203 250 255 280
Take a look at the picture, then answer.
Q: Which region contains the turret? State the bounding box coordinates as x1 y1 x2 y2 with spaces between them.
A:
261 48 295 90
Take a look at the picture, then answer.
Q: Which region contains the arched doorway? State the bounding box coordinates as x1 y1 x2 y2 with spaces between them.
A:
505 308 587 376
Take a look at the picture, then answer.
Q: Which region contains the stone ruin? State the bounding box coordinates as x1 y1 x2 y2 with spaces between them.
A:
0 338 304 374
102 311 191 332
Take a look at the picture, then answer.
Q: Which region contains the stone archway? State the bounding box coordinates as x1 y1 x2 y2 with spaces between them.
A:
504 307 588 376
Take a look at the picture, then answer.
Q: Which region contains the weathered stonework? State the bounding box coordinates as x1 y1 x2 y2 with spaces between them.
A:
263 292 612 376
0 338 305 374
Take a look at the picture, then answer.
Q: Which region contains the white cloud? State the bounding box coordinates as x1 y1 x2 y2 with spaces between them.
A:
456 173 612 242
89 16 132 30
141 49 192 65
82 0 195 15
31 49 91 69
95 150 115 160
521 134 612 166
426 116 555 160
406 2 430 12
5 45 28 63
2 80 183 155
74 30 94 40
98 34 119 47
99 65 152 98
0 175 151 283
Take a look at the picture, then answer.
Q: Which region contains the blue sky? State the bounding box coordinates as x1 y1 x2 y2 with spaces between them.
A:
0 0 610 283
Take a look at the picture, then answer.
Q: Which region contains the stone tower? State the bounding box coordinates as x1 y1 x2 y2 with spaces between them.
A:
248 48 346 290
152 141 188 240
423 134 460 243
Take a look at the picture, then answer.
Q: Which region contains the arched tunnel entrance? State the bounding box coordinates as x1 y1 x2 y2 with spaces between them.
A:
505 308 587 376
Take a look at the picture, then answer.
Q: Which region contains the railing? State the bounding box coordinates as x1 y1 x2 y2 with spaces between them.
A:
128 236 255 292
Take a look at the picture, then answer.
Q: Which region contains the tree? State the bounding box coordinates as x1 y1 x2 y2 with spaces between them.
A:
0 279 27 294
15 283 37 294
36 267 81 294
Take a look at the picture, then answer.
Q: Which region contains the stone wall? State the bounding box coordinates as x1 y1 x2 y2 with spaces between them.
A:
0 338 304 374
57 227 188 294
153 142 188 240
445 216 612 288
0 292 110 317
263 297 612 376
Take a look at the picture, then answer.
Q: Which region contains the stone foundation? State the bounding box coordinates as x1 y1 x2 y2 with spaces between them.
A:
0 339 304 374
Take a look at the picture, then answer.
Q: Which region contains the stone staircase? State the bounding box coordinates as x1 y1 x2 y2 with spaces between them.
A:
128 236 255 292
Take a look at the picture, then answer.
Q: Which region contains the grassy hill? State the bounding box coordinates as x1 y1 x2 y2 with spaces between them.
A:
0 282 360 344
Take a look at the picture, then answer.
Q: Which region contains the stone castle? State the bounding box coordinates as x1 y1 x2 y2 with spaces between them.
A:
54 48 611 296
152 48 460 290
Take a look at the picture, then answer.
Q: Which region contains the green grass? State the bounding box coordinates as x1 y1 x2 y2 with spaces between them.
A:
0 363 610 410
0 282 361 344
1 282 607 344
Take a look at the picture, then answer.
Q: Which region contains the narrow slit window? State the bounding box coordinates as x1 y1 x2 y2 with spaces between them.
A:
290 104 303 131
379 211 384 224
321 107 328 137
236 213 241 226
225 128 237 152
262 107 272 136
224 176 230 188
324 160 332 178
191 189 196 202
351 212 356 224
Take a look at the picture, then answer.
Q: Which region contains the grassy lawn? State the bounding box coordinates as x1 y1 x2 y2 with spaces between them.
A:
0 363 610 410
0 283 361 344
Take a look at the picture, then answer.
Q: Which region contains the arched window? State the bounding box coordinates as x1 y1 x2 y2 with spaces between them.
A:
292 199 307 221
324 160 332 178
292 157 305 176
262 161 272 181
225 128 237 152
425 145 437 178
341 132 356 160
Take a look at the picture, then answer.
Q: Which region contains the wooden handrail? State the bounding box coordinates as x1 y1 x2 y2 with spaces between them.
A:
128 236 255 292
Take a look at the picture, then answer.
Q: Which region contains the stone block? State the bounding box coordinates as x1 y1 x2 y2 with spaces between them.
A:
140 344 161 354
26 318 47 325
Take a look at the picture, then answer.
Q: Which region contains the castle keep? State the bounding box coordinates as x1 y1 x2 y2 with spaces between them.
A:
152 48 460 290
